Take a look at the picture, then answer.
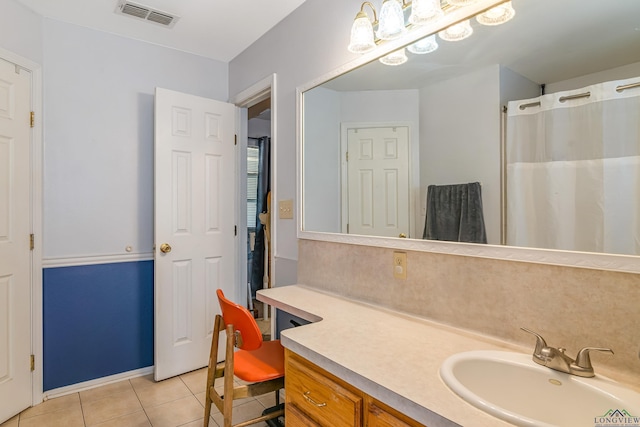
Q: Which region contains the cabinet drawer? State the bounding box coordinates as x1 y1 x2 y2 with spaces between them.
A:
286 403 323 427
286 354 363 427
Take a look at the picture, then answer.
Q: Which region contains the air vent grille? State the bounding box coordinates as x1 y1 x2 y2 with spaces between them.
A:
121 3 148 19
115 0 179 28
147 11 174 26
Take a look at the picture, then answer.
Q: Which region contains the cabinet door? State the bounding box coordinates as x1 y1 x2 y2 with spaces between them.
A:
365 398 426 427
286 352 363 427
286 403 323 427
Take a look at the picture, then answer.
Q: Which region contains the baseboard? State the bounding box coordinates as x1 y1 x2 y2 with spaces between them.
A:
42 366 154 401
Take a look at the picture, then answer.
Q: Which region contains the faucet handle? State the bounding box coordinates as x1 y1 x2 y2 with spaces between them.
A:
574 347 614 370
521 327 548 355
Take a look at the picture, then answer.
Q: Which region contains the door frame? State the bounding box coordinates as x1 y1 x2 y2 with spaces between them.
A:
231 73 276 324
340 121 415 238
0 46 44 407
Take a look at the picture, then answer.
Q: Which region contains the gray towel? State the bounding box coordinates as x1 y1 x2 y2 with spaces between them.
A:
423 182 487 244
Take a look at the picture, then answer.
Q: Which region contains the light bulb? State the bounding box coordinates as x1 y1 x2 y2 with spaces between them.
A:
476 1 515 26
376 0 407 40
348 11 376 53
379 48 408 66
409 0 444 25
438 19 473 41
408 35 438 54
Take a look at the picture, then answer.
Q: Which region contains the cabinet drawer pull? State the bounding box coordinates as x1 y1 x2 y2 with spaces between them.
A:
303 391 327 407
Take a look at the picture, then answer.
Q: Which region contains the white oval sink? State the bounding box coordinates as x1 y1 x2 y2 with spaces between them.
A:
440 350 640 427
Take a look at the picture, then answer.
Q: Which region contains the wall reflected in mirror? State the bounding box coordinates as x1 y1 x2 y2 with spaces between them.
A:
301 0 640 256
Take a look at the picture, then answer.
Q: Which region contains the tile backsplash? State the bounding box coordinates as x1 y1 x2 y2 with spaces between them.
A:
297 239 640 385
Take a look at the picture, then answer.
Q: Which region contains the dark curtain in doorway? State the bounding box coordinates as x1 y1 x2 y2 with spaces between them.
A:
250 136 271 298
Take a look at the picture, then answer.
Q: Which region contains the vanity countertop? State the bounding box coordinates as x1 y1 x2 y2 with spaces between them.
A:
257 284 526 427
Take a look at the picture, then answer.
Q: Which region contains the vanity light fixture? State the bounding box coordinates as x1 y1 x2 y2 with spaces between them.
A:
347 0 516 65
347 2 378 53
379 48 409 65
407 34 439 54
377 0 408 40
438 19 473 41
476 1 515 25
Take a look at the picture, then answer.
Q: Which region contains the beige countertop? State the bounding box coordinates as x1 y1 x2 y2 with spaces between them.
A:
257 284 528 427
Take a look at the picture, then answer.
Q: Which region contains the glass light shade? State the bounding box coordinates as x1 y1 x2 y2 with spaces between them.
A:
408 35 439 54
438 19 473 41
348 12 376 53
409 0 444 25
476 1 515 26
379 48 408 66
376 0 407 40
446 0 480 5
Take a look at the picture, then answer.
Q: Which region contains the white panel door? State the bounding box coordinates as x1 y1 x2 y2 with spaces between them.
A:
347 126 410 238
0 58 32 422
154 88 236 381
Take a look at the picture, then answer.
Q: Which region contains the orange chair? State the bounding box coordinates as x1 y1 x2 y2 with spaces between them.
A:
204 289 285 427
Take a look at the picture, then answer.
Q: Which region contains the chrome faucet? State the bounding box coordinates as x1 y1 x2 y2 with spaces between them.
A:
521 327 613 378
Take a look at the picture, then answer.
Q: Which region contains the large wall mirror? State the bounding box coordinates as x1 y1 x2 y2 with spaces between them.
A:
299 0 640 272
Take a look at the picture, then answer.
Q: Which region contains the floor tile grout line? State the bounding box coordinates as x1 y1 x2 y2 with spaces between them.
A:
128 378 154 426
181 372 224 427
15 392 86 427
81 380 148 427
78 391 87 427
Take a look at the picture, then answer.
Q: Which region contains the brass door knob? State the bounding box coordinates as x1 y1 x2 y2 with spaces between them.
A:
399 233 407 238
160 243 172 253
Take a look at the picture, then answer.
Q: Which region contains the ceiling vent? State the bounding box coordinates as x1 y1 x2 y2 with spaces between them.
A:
115 0 179 28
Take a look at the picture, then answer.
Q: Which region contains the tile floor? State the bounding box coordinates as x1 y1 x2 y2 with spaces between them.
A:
0 367 282 427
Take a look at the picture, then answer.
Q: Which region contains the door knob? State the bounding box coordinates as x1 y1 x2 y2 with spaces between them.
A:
399 233 407 238
160 243 172 253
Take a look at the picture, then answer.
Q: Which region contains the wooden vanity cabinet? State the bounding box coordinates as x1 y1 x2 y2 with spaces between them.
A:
365 396 424 427
285 349 425 427
285 350 363 426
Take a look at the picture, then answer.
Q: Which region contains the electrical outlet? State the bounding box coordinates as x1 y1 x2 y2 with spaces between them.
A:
393 251 407 280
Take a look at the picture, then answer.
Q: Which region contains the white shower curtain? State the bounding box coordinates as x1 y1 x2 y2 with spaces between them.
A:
506 76 640 255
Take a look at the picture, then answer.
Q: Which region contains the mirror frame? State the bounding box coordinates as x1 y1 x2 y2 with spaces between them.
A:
296 0 640 274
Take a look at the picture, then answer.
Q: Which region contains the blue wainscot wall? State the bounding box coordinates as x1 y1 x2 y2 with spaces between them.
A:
43 260 154 391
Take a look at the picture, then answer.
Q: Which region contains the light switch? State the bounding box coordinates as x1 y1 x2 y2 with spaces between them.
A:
393 251 407 280
279 199 294 219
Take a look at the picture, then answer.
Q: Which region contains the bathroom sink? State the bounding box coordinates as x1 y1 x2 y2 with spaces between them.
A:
440 350 640 427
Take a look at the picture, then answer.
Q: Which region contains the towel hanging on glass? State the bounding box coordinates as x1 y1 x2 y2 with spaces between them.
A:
423 182 487 244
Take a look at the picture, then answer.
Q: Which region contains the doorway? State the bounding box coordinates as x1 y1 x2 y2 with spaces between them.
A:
247 103 271 337
232 74 276 339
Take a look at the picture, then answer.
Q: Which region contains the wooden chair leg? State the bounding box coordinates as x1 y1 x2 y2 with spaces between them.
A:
223 324 235 427
204 315 223 427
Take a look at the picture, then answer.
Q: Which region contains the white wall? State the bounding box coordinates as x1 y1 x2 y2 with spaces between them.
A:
228 0 357 280
500 66 540 107
248 118 271 138
0 0 42 64
303 87 341 233
545 60 640 93
419 65 501 244
42 19 228 259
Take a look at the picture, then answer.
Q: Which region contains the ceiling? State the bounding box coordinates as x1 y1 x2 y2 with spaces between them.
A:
16 0 308 62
